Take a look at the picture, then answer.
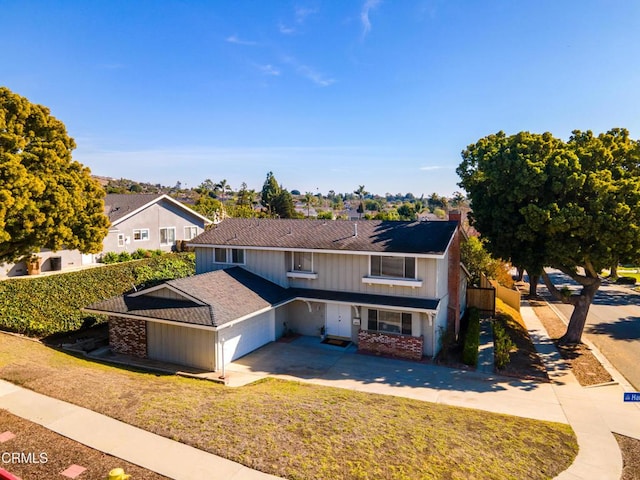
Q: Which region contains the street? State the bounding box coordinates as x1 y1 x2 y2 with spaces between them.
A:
538 269 640 391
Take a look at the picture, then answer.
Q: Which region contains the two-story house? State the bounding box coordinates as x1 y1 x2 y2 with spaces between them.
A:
87 215 467 371
0 194 211 277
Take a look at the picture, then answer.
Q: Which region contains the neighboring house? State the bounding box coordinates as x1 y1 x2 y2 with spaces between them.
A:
0 194 211 278
101 194 212 257
86 213 468 371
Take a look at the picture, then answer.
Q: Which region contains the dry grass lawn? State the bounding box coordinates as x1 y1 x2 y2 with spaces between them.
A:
0 333 577 480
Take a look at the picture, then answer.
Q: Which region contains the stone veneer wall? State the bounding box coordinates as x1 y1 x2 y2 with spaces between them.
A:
358 330 424 361
109 317 147 358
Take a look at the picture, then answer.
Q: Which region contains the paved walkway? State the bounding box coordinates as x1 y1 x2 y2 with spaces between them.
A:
0 302 639 479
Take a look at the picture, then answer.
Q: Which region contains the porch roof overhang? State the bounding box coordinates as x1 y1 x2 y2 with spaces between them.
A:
291 288 440 312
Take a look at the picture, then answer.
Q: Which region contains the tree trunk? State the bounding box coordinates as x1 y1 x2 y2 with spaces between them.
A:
528 274 539 297
610 263 618 279
559 280 600 345
515 267 524 282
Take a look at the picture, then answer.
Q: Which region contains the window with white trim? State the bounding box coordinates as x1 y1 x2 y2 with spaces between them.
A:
370 255 416 279
292 252 313 272
184 226 198 240
367 309 412 335
160 227 176 245
214 248 245 264
133 229 149 241
117 234 125 247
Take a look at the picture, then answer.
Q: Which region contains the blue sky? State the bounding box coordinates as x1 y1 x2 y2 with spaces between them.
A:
2 1 640 197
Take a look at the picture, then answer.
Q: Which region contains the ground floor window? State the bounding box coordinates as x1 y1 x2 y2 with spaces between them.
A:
367 309 412 335
160 227 176 245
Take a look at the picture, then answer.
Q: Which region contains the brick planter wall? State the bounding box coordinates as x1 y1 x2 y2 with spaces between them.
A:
358 330 424 361
109 317 147 358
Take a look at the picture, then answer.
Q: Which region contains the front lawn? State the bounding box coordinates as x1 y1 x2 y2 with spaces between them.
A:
0 333 577 480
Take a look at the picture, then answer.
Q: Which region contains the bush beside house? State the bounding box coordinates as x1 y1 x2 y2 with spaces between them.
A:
462 307 480 366
0 253 195 337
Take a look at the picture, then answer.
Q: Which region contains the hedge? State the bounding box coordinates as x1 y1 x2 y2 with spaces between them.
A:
493 317 516 369
0 253 195 337
462 307 481 367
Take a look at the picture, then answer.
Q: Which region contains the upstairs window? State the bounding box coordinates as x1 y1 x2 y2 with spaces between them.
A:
292 252 313 272
214 248 245 264
370 256 416 279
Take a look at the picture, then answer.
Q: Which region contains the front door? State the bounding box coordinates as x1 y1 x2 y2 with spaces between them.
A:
326 303 352 338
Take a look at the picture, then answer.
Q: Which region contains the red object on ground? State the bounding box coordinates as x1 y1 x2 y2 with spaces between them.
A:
0 468 20 480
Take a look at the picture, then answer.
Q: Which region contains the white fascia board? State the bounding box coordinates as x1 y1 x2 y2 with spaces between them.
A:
187 244 446 259
127 284 206 305
442 225 459 257
215 306 275 331
81 308 217 331
111 194 212 227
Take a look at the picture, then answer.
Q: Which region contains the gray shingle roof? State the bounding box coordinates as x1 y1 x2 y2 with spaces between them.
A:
85 267 440 327
104 194 164 223
190 218 457 255
86 267 290 327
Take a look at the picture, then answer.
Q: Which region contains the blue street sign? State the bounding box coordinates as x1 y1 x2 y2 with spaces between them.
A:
624 392 640 402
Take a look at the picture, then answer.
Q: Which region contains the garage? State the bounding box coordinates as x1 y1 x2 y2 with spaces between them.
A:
147 322 215 370
221 310 275 365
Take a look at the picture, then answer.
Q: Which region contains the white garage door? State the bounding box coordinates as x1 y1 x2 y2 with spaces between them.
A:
221 310 275 365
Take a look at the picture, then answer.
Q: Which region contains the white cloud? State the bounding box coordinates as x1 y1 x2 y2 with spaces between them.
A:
281 56 335 86
419 165 452 171
295 6 318 23
225 35 258 46
257 64 281 76
361 0 382 38
297 65 335 87
278 22 296 35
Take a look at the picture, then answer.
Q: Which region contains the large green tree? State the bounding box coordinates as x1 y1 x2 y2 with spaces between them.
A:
457 129 640 344
0 87 109 262
260 171 281 215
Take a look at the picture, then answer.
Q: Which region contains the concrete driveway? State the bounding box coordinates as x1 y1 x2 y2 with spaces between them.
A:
225 335 567 424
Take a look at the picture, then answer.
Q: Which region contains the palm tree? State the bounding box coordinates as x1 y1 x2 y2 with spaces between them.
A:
216 179 232 201
304 192 315 217
354 185 368 219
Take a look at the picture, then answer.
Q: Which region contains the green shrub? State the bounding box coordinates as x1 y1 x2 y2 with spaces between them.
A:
0 253 195 337
462 307 480 366
101 252 120 264
131 248 150 260
493 317 516 369
117 251 132 262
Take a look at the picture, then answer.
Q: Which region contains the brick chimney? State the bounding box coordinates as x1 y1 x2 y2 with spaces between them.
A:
447 210 462 338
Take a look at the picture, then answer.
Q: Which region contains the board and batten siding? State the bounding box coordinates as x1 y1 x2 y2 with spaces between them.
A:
147 322 215 370
194 247 288 287
287 252 438 298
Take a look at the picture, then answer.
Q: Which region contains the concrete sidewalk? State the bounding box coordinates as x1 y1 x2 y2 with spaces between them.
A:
0 380 281 480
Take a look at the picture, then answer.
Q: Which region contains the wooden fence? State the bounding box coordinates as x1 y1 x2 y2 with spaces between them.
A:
467 287 496 316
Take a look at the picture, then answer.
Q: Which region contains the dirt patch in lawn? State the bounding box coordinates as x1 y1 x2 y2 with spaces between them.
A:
0 333 578 480
0 409 169 480
615 433 640 480
528 299 613 386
